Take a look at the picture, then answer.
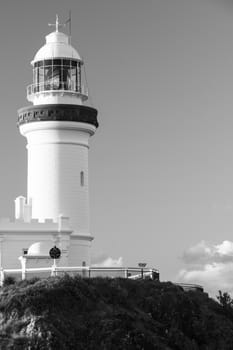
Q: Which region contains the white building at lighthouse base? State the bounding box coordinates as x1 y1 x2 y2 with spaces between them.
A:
0 196 93 270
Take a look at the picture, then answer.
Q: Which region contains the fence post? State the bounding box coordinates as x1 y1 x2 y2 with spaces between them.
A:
0 268 4 286
20 256 27 281
22 267 26 281
51 259 57 277
82 262 87 278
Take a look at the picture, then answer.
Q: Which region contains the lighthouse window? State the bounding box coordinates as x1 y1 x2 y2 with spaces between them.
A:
33 59 79 92
71 67 77 90
44 59 52 66
53 59 62 65
33 68 37 85
37 61 44 67
80 171 84 187
44 66 58 90
62 66 71 89
44 66 51 86
77 63 81 92
38 66 44 85
63 59 70 66
52 66 62 89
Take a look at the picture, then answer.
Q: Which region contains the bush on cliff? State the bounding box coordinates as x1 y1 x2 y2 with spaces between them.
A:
0 275 232 349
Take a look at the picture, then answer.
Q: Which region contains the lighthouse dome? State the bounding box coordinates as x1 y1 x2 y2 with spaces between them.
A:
32 31 82 64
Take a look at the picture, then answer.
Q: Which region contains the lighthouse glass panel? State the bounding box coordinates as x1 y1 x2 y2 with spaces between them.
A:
33 59 79 92
38 67 44 84
52 66 62 89
71 66 77 90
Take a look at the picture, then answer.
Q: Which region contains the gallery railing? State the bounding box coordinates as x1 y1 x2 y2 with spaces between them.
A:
27 81 88 100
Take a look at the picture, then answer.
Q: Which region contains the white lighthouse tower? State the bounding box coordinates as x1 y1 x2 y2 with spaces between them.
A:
16 16 98 266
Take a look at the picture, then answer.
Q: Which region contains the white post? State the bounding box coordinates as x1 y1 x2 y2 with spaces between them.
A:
51 259 57 277
82 261 87 278
0 268 4 286
19 256 27 280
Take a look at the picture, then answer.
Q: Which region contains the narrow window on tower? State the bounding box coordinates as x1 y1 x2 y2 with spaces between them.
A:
80 171 84 187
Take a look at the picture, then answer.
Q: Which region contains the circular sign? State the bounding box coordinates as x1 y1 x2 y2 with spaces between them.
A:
49 246 61 259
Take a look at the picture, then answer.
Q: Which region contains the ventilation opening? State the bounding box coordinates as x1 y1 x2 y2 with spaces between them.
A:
80 171 84 186
23 248 28 255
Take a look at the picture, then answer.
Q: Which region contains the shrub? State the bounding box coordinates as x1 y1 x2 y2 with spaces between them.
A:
3 276 16 287
0 277 233 349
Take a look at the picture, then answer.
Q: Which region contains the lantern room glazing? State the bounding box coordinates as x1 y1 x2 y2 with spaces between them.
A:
33 58 81 92
27 58 88 101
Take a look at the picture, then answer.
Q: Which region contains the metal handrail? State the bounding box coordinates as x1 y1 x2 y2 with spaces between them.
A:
27 81 88 97
2 266 159 274
0 266 159 285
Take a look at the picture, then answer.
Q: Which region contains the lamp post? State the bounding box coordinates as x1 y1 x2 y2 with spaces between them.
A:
138 262 147 279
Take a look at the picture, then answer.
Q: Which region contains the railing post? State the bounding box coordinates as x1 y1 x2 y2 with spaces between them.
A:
0 268 4 287
51 259 57 277
19 256 27 281
51 265 55 277
22 267 26 281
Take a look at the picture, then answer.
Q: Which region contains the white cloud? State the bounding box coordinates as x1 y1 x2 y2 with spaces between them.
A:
182 240 212 264
91 254 123 267
215 240 233 256
182 240 233 265
178 240 233 297
94 256 123 268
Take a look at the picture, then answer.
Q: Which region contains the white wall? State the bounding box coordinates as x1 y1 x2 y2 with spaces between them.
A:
20 121 96 236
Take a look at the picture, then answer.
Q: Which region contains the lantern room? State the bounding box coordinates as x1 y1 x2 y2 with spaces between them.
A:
27 24 88 105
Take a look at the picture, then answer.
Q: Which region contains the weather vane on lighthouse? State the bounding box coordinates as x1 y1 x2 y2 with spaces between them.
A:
48 14 66 32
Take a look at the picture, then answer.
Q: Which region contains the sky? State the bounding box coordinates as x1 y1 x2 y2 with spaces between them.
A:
1 0 233 296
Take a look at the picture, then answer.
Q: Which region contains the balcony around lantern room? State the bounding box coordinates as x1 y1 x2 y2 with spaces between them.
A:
27 58 88 102
27 81 88 102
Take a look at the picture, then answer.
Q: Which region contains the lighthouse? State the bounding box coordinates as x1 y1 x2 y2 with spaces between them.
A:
13 16 98 267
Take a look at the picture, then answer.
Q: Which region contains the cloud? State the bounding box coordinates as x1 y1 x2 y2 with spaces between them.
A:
179 262 233 296
215 241 233 256
182 240 233 265
178 240 233 297
91 254 123 267
182 240 212 265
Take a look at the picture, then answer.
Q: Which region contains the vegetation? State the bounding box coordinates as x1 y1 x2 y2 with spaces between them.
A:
0 276 232 349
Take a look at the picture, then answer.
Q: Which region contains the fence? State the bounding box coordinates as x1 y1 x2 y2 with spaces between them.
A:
0 266 160 286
